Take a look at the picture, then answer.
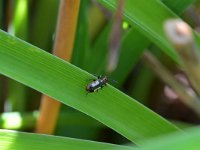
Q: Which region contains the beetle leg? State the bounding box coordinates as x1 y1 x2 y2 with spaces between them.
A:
86 79 96 82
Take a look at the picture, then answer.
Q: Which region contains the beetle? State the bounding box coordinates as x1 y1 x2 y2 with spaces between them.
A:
86 75 108 94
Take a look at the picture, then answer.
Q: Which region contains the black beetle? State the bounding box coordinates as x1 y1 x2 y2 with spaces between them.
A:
86 75 108 94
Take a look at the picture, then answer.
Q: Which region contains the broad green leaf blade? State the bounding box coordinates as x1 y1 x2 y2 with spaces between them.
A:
135 127 200 150
0 30 179 144
97 0 179 62
0 129 133 150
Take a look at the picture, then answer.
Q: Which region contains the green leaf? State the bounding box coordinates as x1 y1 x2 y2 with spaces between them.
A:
0 129 133 150
0 30 179 144
135 127 200 150
97 0 180 62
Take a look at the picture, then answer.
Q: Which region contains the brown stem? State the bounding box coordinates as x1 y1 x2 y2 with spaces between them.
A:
35 0 80 134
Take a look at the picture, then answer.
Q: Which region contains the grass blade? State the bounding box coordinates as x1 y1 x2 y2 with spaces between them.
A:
135 127 200 150
0 129 133 150
97 0 181 62
0 30 179 143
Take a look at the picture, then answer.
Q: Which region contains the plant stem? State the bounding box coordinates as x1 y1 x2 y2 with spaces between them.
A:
143 51 200 115
164 19 200 96
35 0 80 134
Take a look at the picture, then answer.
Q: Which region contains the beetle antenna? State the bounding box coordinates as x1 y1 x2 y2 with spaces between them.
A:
108 78 118 84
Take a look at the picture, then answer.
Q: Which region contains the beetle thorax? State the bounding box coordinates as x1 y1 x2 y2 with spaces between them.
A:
91 80 100 87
